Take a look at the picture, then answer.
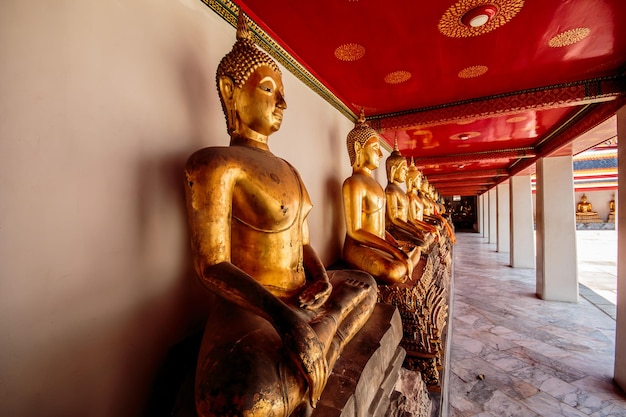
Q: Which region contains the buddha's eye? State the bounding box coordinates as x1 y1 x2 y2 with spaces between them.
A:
260 85 272 93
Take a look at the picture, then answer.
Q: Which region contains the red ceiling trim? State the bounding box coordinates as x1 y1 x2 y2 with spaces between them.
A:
413 148 535 166
427 169 508 182
369 75 625 132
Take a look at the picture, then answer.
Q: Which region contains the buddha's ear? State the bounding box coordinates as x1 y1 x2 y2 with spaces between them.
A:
218 76 236 102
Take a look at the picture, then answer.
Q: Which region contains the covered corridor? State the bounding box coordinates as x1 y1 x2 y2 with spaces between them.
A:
449 232 625 416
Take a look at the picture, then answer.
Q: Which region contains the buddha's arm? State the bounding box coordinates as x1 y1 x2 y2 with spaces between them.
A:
410 218 437 234
185 157 327 406
299 220 332 310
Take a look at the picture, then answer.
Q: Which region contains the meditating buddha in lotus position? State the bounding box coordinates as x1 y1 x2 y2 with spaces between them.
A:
185 13 377 417
576 194 596 214
384 142 434 248
341 110 421 285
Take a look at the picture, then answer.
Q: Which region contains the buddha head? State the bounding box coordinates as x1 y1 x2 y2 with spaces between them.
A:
385 137 407 183
347 109 382 169
216 12 285 136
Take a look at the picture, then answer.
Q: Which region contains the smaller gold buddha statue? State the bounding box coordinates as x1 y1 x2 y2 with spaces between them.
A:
405 159 439 237
342 110 420 285
577 194 595 214
607 194 616 223
384 140 433 248
576 194 603 224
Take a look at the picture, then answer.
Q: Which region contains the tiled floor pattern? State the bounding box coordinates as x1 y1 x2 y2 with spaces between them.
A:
448 232 626 417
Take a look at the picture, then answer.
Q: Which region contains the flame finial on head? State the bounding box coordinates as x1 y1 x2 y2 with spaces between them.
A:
386 132 406 178
236 8 253 42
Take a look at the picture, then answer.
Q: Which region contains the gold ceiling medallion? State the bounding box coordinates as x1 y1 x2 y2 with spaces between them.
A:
335 43 366 61
456 118 476 125
384 71 412 84
458 65 488 78
438 0 524 38
548 27 591 47
506 115 527 123
450 131 480 140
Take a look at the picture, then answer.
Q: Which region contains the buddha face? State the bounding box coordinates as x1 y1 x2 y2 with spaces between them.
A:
394 161 408 183
359 137 383 170
235 65 287 137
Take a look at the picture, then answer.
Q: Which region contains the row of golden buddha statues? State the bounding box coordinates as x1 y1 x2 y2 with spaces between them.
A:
183 12 455 416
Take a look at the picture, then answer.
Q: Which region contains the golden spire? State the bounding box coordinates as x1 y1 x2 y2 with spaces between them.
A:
236 8 253 42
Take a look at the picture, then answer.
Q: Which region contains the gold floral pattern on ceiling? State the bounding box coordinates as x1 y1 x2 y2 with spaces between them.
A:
438 0 524 38
334 43 366 61
385 71 412 84
458 65 488 78
548 28 591 47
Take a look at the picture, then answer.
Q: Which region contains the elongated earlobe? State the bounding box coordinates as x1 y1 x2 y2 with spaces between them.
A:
218 76 237 133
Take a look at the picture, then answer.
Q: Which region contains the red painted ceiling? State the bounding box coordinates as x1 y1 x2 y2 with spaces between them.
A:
222 0 626 196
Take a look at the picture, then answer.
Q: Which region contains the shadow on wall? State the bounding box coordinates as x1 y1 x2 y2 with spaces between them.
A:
136 151 212 417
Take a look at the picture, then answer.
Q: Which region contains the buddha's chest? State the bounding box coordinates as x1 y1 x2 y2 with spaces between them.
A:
231 155 308 231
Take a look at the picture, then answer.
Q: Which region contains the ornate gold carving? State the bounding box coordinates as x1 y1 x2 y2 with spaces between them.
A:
335 43 366 61
458 65 488 78
549 27 591 47
385 71 412 84
438 0 524 38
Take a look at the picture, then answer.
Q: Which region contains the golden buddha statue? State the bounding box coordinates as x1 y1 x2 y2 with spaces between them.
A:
406 159 426 223
184 13 377 416
577 194 595 214
384 141 430 247
610 195 616 213
419 177 443 228
342 110 420 285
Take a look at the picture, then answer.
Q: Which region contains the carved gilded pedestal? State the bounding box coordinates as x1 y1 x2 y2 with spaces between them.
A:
376 230 453 391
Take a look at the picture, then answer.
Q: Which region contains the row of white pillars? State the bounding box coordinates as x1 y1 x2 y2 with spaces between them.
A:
476 105 625 391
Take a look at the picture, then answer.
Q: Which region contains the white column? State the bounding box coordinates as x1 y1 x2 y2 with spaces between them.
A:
482 193 488 239
496 181 510 253
615 105 626 390
488 188 497 244
477 194 483 235
535 156 578 302
510 175 535 268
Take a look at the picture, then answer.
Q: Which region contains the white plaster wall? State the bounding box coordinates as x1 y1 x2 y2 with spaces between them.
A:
0 0 354 415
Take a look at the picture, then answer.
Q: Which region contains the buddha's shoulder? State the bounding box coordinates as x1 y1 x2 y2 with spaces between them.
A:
186 146 259 169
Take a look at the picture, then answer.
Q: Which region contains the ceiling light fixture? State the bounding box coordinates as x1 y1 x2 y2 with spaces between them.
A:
461 5 498 28
459 133 470 140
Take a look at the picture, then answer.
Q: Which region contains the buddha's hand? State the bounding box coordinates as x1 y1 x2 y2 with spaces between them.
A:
282 317 329 408
298 279 332 310
396 250 413 281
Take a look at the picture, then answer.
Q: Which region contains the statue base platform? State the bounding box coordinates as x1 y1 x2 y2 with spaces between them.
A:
312 303 405 417
169 303 405 417
576 212 603 223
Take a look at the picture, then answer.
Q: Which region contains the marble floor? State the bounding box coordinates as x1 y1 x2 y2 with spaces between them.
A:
448 232 626 417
